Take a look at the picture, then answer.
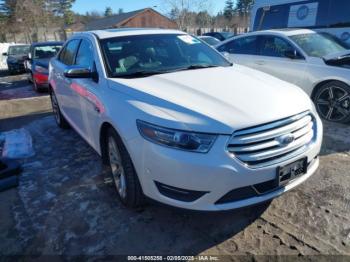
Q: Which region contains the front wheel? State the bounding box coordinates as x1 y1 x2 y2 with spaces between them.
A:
50 90 70 129
106 128 144 208
313 81 350 123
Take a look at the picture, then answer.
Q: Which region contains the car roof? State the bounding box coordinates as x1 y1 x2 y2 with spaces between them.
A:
76 28 186 39
198 36 214 39
31 41 64 47
217 29 317 46
247 29 317 37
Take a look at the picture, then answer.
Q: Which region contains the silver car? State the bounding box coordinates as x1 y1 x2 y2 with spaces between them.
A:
217 29 350 123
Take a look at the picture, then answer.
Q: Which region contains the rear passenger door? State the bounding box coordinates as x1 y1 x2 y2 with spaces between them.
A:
217 36 260 69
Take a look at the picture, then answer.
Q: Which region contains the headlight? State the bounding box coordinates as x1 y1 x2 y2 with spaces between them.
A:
35 65 48 74
137 120 217 153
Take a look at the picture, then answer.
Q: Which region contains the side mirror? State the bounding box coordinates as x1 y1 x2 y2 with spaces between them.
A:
64 66 92 78
2 52 7 56
284 50 301 59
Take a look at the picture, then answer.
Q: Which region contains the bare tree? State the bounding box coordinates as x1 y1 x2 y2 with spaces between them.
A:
161 0 212 30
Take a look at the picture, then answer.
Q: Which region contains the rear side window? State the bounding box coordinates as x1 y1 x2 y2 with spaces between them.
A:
218 36 258 55
59 40 80 65
75 39 94 68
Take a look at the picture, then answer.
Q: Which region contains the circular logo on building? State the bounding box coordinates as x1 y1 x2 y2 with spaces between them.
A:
297 5 309 20
341 32 350 41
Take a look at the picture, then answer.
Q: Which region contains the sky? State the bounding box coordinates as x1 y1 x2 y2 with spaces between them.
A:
72 0 228 16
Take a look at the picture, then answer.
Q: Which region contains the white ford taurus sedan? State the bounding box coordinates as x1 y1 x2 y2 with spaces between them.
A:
49 28 323 211
217 29 350 123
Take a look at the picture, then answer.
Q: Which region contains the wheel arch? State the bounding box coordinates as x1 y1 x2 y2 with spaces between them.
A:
311 80 335 101
99 122 114 165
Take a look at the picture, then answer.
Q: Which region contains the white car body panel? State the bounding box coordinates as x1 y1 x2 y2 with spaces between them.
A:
49 29 323 211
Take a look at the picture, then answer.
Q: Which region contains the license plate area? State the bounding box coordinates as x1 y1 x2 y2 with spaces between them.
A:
278 158 307 186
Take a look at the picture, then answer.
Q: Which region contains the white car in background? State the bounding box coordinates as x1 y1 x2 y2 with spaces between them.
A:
49 28 322 211
198 36 221 46
217 29 350 123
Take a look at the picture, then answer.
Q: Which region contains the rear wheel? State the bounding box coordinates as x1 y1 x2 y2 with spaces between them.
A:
50 90 70 129
314 81 350 123
106 128 144 208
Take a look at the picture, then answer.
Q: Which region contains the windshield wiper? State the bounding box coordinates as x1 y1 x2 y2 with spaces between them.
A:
175 64 220 72
114 64 223 78
115 70 169 79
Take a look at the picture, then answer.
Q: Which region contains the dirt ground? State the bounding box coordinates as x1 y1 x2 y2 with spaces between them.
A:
0 73 349 259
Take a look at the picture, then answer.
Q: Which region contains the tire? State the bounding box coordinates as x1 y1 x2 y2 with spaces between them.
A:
50 90 70 129
313 81 350 123
0 158 22 179
106 128 144 208
33 79 41 92
28 72 33 83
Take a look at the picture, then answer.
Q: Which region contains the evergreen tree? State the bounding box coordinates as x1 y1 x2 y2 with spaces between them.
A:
53 0 75 15
48 0 75 22
104 6 113 17
235 0 254 14
223 0 234 21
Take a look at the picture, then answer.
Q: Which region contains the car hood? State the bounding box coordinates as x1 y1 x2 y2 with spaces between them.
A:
323 50 350 61
323 50 350 69
109 65 313 134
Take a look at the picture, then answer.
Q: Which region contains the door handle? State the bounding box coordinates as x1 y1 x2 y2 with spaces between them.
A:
255 60 266 65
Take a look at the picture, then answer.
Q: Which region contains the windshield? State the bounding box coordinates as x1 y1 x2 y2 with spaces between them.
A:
221 32 234 39
290 33 349 58
201 37 221 46
34 45 62 59
100 34 231 78
8 45 30 56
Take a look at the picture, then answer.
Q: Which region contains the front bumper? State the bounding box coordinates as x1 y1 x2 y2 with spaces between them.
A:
7 62 25 72
127 116 323 211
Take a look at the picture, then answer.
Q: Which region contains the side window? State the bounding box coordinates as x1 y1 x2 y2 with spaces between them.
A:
217 41 235 53
59 40 80 65
260 36 294 58
219 36 258 55
75 39 94 68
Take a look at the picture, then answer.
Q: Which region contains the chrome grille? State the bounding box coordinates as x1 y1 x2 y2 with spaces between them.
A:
227 111 315 168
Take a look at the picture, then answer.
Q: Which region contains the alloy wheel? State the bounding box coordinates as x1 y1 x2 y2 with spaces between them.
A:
315 85 350 122
108 136 127 200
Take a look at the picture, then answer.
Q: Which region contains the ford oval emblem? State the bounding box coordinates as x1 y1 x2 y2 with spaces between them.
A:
277 134 295 146
341 32 350 42
297 5 309 20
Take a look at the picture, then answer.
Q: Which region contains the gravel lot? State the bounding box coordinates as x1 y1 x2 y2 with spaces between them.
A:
0 72 349 258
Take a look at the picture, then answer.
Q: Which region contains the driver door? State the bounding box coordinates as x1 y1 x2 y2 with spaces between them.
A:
254 35 308 87
71 38 102 149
